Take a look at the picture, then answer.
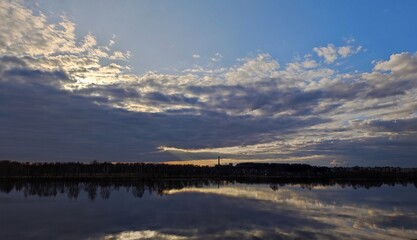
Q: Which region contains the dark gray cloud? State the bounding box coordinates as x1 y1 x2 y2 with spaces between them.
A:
300 136 417 167
186 84 339 116
0 57 329 162
145 91 200 105
364 80 410 99
360 118 417 133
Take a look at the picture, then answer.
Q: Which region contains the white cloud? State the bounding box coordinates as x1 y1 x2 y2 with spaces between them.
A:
373 52 417 79
210 52 223 62
344 37 356 44
313 44 338 64
0 1 76 57
337 46 352 58
302 59 319 69
338 45 362 58
314 43 362 64
192 54 200 59
225 53 279 84
110 50 132 60
0 1 131 88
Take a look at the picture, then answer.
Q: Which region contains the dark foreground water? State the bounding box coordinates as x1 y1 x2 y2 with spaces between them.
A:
0 181 416 240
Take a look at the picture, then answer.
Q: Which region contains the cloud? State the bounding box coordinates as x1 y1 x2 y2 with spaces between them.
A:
1 2 417 165
314 44 338 64
210 52 223 62
192 54 200 59
358 118 417 133
338 45 361 58
344 36 356 44
102 230 187 240
373 52 417 80
0 1 131 89
314 43 362 63
302 59 319 69
0 56 331 161
225 54 279 84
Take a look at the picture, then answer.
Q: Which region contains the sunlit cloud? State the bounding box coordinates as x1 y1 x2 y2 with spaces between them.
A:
102 230 187 240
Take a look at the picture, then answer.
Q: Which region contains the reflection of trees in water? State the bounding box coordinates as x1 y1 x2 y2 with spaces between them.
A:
85 183 98 200
100 185 111 199
0 180 416 200
0 180 214 200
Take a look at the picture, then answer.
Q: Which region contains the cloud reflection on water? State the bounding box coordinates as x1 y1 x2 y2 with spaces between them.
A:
163 185 417 239
1 181 416 240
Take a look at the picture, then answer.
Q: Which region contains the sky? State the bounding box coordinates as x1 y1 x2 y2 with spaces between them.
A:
1 0 417 166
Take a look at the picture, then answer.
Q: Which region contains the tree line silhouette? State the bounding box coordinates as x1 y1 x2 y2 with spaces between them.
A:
1 160 417 180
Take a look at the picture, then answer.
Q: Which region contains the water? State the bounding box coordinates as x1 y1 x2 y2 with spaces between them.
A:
0 181 416 240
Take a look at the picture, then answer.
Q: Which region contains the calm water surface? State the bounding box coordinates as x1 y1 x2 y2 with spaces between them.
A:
0 181 416 240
